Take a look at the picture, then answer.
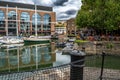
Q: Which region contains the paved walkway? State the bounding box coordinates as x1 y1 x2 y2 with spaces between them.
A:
24 67 120 80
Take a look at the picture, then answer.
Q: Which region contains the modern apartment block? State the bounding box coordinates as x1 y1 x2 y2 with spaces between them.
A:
0 1 56 36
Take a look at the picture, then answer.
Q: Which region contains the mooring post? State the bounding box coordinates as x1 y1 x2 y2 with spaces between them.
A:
100 51 105 80
70 50 86 80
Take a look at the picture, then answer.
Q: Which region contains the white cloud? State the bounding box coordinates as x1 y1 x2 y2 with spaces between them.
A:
0 0 82 20
34 0 54 6
54 0 82 20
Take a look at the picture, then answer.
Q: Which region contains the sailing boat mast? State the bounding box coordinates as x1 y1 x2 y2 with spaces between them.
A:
16 6 18 37
35 5 37 37
6 5 8 36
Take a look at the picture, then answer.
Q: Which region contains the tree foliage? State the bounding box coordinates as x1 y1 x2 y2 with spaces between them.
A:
76 0 120 31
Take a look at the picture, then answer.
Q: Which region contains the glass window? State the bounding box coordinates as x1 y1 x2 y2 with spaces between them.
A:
32 13 41 25
32 13 41 31
43 14 51 25
0 10 5 30
20 12 30 22
8 11 16 20
0 10 5 20
20 12 30 35
43 14 51 32
7 11 17 35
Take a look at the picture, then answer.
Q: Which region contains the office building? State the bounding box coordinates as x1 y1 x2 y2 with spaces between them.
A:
0 1 56 36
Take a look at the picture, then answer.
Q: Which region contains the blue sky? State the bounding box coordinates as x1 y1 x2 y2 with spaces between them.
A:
0 0 82 21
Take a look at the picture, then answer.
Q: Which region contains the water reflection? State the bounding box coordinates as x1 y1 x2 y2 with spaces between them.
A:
9 55 18 66
44 47 51 62
0 52 6 67
32 46 41 63
21 47 31 64
0 43 56 72
0 42 71 72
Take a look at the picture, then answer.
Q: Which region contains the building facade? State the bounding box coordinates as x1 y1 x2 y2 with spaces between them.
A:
66 18 77 36
55 21 67 35
0 1 56 36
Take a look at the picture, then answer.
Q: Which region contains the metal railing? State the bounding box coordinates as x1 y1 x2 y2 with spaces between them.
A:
0 52 120 80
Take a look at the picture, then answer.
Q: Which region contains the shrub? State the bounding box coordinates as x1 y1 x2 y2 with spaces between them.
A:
106 43 114 49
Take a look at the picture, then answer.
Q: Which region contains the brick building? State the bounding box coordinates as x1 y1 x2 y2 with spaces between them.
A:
66 18 77 36
0 1 56 36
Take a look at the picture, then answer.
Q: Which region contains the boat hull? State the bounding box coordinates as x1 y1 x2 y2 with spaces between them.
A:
24 39 50 45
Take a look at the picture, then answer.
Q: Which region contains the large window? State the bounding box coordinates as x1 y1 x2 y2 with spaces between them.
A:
0 10 5 20
20 12 30 22
8 11 17 35
43 14 51 35
8 11 16 20
32 13 41 32
20 12 30 36
0 10 5 31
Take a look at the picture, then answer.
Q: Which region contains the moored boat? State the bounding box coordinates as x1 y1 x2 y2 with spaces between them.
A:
24 36 51 45
0 36 23 44
23 5 51 45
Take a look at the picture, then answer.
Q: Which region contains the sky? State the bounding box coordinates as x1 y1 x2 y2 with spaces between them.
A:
1 0 82 21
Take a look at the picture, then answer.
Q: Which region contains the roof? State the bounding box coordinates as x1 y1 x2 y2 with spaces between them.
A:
0 1 53 11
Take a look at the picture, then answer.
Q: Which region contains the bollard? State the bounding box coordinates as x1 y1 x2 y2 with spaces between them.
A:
82 46 85 52
70 50 86 80
100 51 105 80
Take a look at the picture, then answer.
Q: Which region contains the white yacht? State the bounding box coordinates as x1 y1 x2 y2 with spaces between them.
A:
0 36 23 44
24 36 51 45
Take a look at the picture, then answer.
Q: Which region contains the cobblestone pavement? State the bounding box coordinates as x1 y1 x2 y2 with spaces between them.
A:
24 67 120 80
84 67 120 80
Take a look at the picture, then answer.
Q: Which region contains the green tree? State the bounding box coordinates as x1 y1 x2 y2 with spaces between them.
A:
76 0 120 32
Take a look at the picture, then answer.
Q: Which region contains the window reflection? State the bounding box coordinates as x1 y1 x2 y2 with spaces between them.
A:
43 14 51 35
8 11 17 35
0 10 5 20
0 52 6 67
8 11 16 20
32 13 41 32
43 47 51 62
21 47 31 64
20 12 30 36
9 52 18 66
32 46 41 63
20 12 30 21
0 10 5 31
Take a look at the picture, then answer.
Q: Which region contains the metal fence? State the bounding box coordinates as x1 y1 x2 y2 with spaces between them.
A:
0 52 120 80
100 53 120 80
0 64 70 80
